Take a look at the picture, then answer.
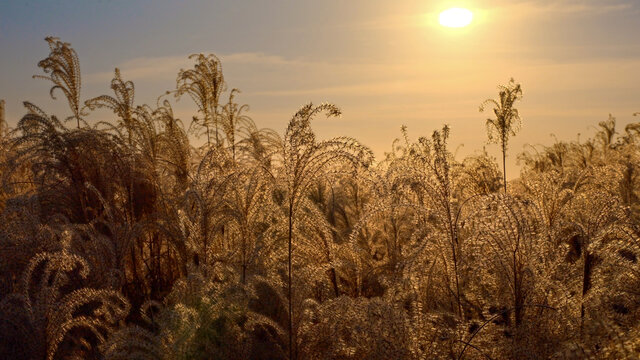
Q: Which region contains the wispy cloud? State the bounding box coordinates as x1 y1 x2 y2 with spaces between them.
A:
85 52 303 84
489 0 635 20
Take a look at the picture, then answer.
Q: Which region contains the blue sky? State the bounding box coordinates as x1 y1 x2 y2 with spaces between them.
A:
1 0 640 176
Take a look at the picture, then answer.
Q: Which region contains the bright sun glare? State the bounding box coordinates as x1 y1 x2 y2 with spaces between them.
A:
439 8 473 28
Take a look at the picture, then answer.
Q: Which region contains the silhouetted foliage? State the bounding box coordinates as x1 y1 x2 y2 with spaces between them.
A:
480 78 523 193
1 37 640 359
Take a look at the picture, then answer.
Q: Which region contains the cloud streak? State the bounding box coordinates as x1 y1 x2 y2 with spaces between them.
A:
85 52 303 84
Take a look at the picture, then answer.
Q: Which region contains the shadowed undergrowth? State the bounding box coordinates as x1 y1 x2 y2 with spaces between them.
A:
1 37 640 359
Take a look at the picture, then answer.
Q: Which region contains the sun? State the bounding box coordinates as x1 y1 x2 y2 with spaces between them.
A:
439 8 473 28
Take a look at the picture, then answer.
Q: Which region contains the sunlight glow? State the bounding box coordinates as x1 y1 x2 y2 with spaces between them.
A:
439 8 473 28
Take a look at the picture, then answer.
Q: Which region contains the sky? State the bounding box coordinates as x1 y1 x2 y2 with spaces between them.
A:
1 0 640 177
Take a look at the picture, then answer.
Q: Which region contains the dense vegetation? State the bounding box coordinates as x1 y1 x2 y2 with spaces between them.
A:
1 37 640 359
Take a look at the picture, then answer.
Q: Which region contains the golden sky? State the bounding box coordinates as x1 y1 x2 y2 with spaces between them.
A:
1 0 639 177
